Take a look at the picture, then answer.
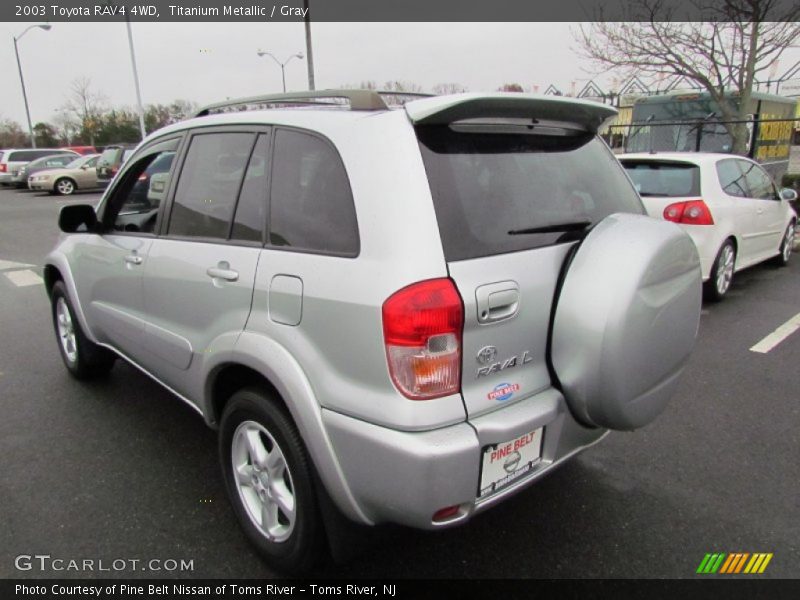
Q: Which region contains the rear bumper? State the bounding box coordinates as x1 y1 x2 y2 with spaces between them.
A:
322 387 606 529
679 225 720 281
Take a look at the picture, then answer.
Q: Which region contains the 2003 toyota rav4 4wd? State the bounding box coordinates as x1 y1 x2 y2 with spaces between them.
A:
46 91 702 573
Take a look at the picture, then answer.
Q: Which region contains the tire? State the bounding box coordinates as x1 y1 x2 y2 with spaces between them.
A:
773 222 795 267
219 388 324 574
51 280 115 379
704 240 736 302
54 178 76 196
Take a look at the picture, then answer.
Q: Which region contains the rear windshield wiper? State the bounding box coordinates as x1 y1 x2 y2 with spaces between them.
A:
508 220 592 235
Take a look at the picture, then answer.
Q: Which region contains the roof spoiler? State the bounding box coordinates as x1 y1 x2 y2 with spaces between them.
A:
404 93 617 133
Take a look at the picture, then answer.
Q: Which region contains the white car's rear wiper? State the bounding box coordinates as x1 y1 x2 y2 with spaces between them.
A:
508 220 592 235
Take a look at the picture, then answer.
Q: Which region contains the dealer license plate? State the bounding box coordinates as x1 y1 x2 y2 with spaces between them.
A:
479 428 543 498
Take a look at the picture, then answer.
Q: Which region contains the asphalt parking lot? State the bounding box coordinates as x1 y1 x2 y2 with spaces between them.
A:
0 185 798 579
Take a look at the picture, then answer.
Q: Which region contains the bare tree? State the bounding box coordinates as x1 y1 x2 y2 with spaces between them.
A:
575 0 799 152
64 77 108 147
433 83 468 94
498 83 525 92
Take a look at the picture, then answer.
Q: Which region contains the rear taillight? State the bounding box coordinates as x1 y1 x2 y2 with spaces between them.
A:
0 164 6 173
110 166 119 175
663 200 714 225
382 278 463 400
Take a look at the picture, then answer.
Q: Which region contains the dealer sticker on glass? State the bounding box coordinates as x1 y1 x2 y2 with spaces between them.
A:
479 428 543 498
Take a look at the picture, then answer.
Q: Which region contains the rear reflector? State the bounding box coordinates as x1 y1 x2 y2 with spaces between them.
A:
432 505 461 522
382 278 463 400
663 199 714 225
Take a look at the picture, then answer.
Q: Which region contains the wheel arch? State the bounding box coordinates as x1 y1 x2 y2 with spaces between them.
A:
43 263 63 298
202 333 372 526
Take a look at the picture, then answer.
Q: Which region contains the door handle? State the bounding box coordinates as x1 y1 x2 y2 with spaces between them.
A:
206 262 239 282
124 254 143 265
476 281 520 324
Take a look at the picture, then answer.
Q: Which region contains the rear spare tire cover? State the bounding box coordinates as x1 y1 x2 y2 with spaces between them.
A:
551 213 701 430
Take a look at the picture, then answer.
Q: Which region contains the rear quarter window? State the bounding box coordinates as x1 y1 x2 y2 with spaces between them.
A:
417 127 644 261
622 161 701 197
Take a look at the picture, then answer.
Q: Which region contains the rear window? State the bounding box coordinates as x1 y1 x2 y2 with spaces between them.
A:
9 150 44 162
417 127 644 261
621 161 701 198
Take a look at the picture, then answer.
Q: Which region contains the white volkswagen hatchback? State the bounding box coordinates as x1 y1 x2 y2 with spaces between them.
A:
620 153 797 300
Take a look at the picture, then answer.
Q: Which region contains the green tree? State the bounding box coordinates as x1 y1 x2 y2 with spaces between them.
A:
33 122 59 147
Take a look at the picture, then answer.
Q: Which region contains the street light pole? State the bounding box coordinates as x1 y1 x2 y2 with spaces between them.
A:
303 0 315 90
256 51 304 93
125 17 147 140
106 0 146 140
13 24 51 149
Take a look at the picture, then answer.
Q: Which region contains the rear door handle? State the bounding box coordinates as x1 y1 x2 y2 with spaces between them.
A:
476 281 520 323
124 254 143 265
206 262 239 282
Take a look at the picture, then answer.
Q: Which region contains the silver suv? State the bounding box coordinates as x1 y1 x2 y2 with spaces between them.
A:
46 91 702 573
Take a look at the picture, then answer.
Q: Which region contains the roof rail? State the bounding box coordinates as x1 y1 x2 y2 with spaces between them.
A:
194 89 433 117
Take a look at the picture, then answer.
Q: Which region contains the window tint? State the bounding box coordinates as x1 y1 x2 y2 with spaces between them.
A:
739 160 777 200
231 134 269 243
168 133 254 239
417 127 644 261
9 151 41 161
716 160 748 197
622 161 700 197
269 129 358 255
109 149 178 234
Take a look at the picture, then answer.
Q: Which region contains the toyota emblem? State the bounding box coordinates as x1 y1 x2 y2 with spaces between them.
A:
476 345 497 364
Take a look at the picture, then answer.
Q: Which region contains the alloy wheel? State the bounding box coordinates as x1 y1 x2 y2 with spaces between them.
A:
231 420 296 543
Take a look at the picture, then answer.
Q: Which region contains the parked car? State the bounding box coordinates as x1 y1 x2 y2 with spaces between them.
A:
0 148 79 187
29 154 100 195
14 153 80 188
96 143 137 187
45 91 702 573
619 152 797 300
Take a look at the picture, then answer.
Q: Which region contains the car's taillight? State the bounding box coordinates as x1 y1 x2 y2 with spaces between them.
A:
382 278 463 400
663 199 714 225
0 164 6 173
111 166 118 175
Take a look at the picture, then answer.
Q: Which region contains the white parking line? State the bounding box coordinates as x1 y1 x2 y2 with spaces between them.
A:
4 269 43 287
750 313 800 354
0 259 35 271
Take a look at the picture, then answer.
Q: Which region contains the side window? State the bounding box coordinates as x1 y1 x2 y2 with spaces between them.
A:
168 133 254 239
107 148 179 234
231 134 270 243
269 129 359 255
716 160 748 198
739 160 778 200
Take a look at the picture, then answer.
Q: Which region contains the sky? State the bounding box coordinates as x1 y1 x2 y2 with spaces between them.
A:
0 21 609 126
0 21 798 127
